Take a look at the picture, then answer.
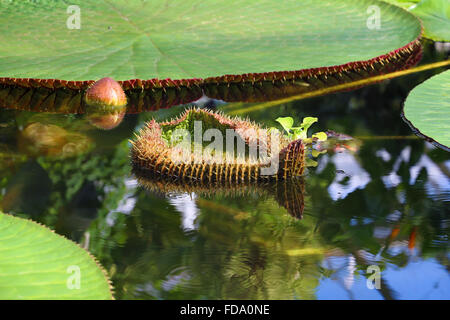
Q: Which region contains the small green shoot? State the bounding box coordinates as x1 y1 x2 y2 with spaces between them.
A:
272 116 328 168
273 116 328 143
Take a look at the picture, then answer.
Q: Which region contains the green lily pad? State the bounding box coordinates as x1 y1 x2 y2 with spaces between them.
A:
383 0 419 10
385 0 450 41
0 0 421 82
0 212 114 299
403 70 450 151
410 0 450 42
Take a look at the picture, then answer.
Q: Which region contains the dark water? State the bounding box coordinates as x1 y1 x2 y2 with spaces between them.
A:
0 42 449 300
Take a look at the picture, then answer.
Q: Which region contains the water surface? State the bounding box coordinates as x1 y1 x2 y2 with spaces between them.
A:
0 42 448 300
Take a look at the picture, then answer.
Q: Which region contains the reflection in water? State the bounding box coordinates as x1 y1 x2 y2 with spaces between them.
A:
1 160 51 218
110 135 448 299
323 152 371 200
84 77 127 130
0 43 448 300
134 173 305 220
114 182 321 299
0 110 448 300
55 180 100 242
85 105 126 130
18 122 92 158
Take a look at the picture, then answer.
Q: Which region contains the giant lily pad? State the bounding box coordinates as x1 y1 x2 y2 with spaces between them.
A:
386 0 450 41
402 70 450 151
0 212 114 299
382 0 419 10
0 0 421 101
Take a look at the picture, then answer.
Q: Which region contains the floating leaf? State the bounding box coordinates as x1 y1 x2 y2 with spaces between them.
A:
383 0 419 10
0 212 113 299
311 149 327 158
0 0 422 113
0 0 421 81
312 132 328 141
410 0 450 41
384 0 450 41
300 117 318 130
402 70 450 151
292 117 318 140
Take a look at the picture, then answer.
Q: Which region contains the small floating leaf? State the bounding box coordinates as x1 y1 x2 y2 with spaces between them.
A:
299 117 319 131
0 212 113 299
311 149 327 158
402 70 450 151
312 132 328 141
292 117 318 140
275 117 294 134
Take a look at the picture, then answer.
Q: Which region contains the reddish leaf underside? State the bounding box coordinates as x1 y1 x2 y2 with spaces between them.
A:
0 38 422 114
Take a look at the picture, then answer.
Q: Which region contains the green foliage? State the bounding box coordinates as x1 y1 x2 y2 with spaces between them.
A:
160 109 231 146
410 0 450 41
112 189 324 300
0 31 447 301
271 116 328 168
0 0 420 81
37 139 132 226
0 212 113 299
385 0 450 41
382 0 419 10
111 133 450 300
273 116 328 143
403 70 450 150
